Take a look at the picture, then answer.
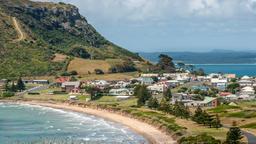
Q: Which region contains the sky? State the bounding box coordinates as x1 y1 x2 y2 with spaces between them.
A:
34 0 256 52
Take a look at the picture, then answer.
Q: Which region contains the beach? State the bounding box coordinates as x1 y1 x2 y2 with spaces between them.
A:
4 100 176 144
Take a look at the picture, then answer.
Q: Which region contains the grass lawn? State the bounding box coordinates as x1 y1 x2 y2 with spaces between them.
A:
227 110 256 118
175 118 229 141
208 105 241 114
241 123 256 129
95 96 137 107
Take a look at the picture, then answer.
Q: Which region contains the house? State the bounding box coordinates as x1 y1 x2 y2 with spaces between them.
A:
225 74 236 79
219 92 233 97
114 81 130 88
109 88 134 96
147 84 167 94
166 80 180 88
172 93 192 104
137 77 154 85
224 94 239 101
208 73 222 78
191 86 209 91
23 80 49 85
211 78 228 90
186 97 218 107
238 94 252 100
240 86 255 95
92 80 110 89
61 81 81 93
238 79 252 87
56 77 70 83
141 73 159 77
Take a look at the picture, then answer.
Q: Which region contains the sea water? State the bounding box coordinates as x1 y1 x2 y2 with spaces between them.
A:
194 64 256 77
0 103 148 144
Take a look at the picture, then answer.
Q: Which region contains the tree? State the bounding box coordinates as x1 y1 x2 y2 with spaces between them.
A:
155 54 176 73
136 85 151 106
172 101 190 119
148 97 159 109
192 107 204 124
159 98 170 112
186 64 195 72
212 115 222 128
16 77 25 92
225 122 243 144
10 82 17 92
163 87 172 101
70 76 77 82
177 62 185 71
227 83 240 94
69 46 90 59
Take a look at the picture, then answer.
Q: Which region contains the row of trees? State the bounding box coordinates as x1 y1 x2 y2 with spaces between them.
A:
134 84 223 129
192 107 222 128
134 85 191 119
4 77 26 92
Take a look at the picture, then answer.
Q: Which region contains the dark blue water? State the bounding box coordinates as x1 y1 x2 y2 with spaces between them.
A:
194 64 256 77
0 103 148 144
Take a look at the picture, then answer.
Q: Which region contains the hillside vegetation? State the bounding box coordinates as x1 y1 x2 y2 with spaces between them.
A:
0 0 144 79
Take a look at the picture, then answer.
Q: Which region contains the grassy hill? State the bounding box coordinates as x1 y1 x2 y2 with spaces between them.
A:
0 0 145 79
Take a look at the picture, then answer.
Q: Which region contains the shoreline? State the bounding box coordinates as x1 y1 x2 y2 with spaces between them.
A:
1 100 176 144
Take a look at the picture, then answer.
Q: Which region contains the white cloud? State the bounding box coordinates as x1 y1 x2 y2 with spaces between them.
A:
33 0 256 22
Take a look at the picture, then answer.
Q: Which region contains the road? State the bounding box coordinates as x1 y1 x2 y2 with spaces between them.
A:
12 17 25 42
243 131 256 144
224 125 256 144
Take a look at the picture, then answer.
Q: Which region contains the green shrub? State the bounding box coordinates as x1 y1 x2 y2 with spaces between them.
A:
53 91 68 95
2 92 15 97
28 92 40 95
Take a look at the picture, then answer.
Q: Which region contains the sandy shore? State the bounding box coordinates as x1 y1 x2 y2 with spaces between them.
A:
9 101 176 144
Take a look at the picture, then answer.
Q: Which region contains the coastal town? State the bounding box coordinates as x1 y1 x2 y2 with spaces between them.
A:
1 0 256 143
1 71 255 108
1 65 256 143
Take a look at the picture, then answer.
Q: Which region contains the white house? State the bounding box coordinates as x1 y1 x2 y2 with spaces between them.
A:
166 80 180 88
114 81 130 88
185 97 218 107
238 79 252 87
211 78 228 90
147 84 166 94
241 86 255 95
137 77 154 85
109 88 134 96
90 80 110 89
141 73 159 77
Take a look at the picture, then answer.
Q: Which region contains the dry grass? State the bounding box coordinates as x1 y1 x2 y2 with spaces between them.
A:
52 53 67 62
67 58 112 75
175 118 229 141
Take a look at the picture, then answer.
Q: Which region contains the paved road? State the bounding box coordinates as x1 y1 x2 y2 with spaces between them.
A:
224 125 256 144
243 131 256 144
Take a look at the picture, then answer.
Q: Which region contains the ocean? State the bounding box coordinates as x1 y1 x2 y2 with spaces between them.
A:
139 52 256 77
0 103 147 144
194 64 256 77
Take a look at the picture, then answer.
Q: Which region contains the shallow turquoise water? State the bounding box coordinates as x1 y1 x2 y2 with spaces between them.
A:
194 64 256 77
0 103 148 144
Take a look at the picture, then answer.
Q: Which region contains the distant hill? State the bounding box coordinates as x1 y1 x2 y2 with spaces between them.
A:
0 0 143 78
140 51 256 64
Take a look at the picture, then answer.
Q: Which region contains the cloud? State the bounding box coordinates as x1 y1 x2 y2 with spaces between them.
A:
33 0 256 23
